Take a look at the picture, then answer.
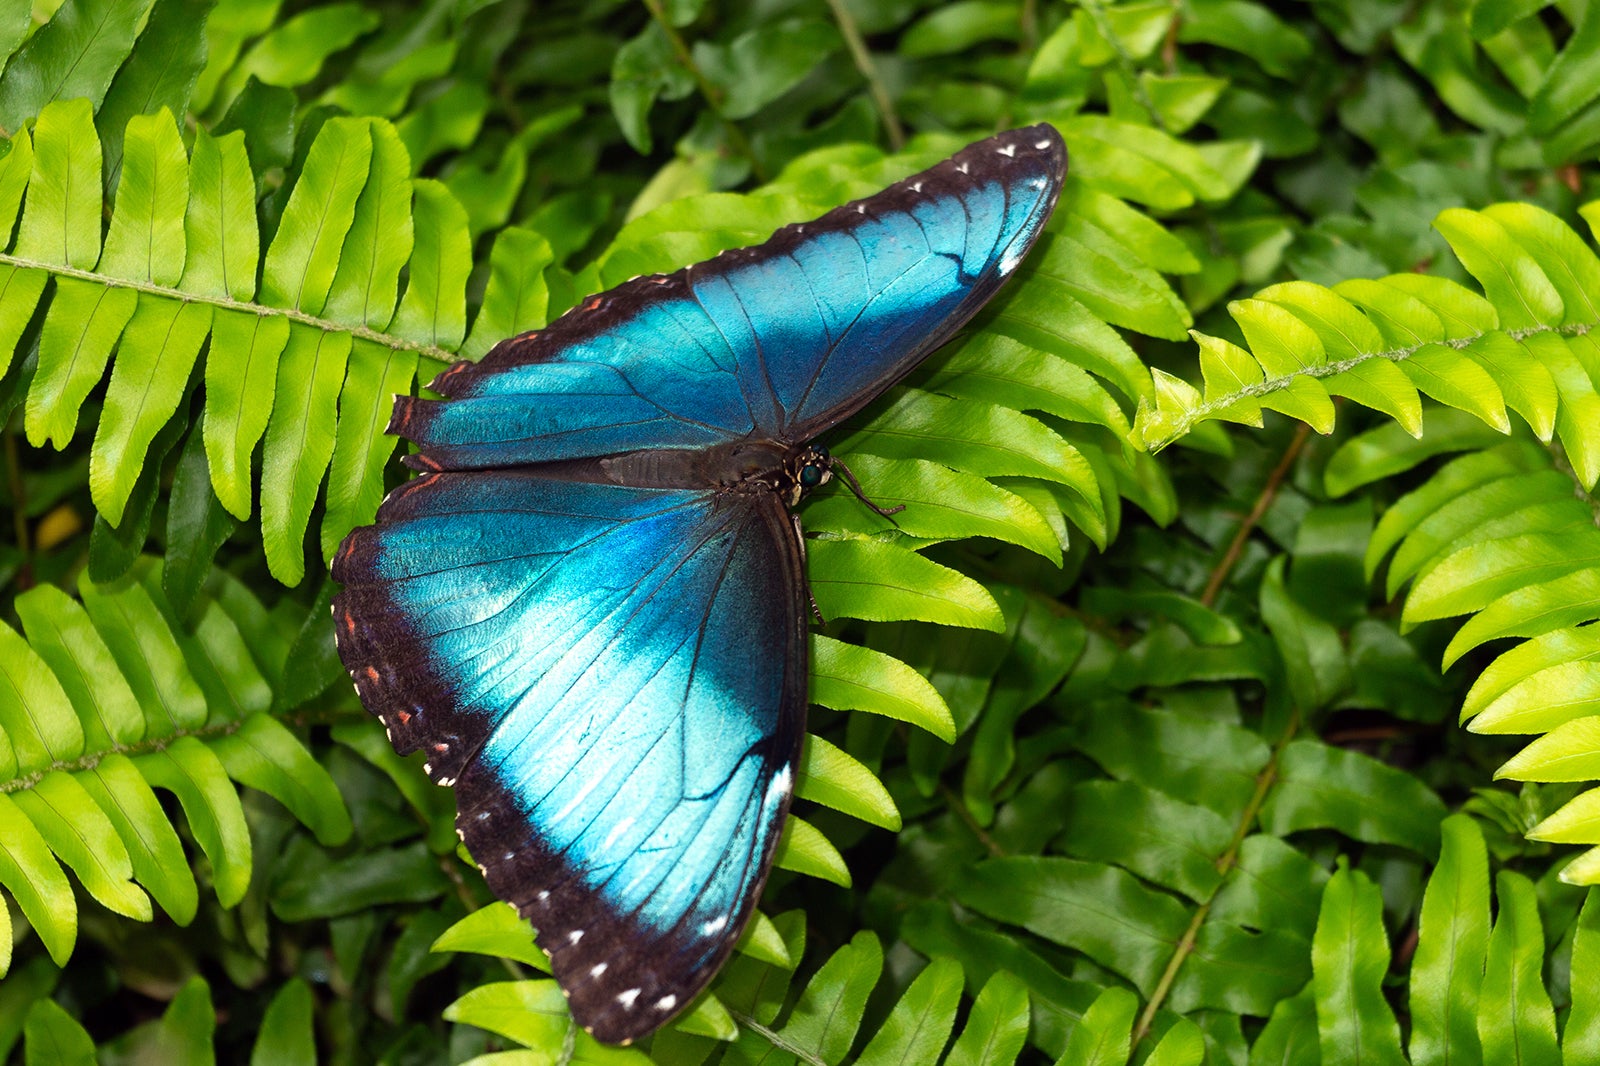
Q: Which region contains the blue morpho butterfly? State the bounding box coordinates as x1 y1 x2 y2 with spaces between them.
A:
331 125 1066 1043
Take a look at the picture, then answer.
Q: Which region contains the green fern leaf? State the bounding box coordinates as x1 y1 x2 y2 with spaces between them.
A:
249 978 316 1066
1408 814 1490 1066
1261 740 1446 855
444 980 652 1062
943 971 1030 1066
461 226 553 360
1056 780 1233 901
79 568 207 732
803 455 1062 563
217 2 380 111
143 975 215 1062
929 331 1132 436
11 770 149 921
15 584 142 748
808 538 1003 631
0 616 83 767
809 634 954 739
261 327 351 584
1564 891 1600 1060
773 815 850 886
211 714 353 846
771 930 882 1062
163 430 241 620
796 734 899 830
0 793 75 965
855 956 962 1066
387 178 470 348
0 0 150 133
1054 986 1137 1066
78 753 198 924
1479 871 1560 1063
1311 864 1407 1066
137 737 253 906
92 110 206 526
431 902 551 971
21 998 94 1066
96 0 211 193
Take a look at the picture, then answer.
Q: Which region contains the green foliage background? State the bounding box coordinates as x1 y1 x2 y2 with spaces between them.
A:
1 0 1599 1062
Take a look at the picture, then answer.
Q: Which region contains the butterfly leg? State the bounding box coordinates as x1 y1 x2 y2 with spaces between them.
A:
792 513 827 624
830 456 906 521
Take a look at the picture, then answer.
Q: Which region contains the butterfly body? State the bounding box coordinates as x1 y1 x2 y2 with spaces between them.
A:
332 126 1065 1043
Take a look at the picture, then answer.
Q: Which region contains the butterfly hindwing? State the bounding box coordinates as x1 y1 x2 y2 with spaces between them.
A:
393 125 1066 471
331 470 807 1042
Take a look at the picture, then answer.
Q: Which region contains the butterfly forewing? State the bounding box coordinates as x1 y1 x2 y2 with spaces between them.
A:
393 126 1066 470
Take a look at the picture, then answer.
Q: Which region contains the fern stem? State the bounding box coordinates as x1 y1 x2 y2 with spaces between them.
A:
825 0 906 151
1543 434 1600 529
1077 0 1169 132
727 1013 830 1066
1131 706 1302 1045
940 781 1007 857
1137 433 1314 1044
0 254 458 363
1200 421 1311 607
1020 0 1039 52
637 0 767 182
3 423 28 588
1161 0 1183 72
1 716 246 792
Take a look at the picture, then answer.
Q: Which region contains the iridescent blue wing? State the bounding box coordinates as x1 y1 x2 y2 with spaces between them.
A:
330 472 807 1042
394 125 1066 470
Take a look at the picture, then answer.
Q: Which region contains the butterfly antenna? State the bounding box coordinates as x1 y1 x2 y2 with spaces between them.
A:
830 457 906 521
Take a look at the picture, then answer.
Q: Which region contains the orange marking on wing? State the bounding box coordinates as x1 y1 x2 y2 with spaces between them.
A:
396 709 413 724
365 667 380 682
584 296 604 311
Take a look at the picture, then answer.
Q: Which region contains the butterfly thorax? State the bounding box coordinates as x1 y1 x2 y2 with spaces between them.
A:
594 440 832 506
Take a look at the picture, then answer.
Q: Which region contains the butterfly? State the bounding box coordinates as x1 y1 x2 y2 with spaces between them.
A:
330 125 1066 1044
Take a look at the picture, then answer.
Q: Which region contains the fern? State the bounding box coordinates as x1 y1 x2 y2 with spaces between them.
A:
439 916 1053 1066
1136 202 1600 465
1136 201 1600 892
0 557 348 972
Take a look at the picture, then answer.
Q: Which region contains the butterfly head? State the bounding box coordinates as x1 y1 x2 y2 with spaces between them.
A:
785 445 833 505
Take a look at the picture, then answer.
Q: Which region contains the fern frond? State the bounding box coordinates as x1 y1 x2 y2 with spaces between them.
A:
0 560 351 970
1135 201 1600 471
1334 417 1600 885
0 102 452 588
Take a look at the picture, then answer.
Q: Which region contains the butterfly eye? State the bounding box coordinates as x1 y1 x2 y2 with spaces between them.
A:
800 464 824 488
